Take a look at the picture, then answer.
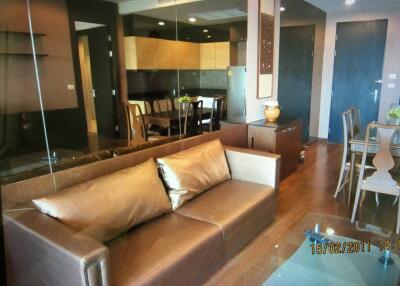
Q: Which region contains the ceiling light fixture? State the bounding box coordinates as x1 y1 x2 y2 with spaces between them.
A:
207 35 211 38
280 6 286 12
158 21 165 26
345 0 356 6
189 17 197 23
203 29 209 33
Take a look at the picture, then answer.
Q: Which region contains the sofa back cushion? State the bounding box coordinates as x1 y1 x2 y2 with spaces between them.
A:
33 159 171 242
157 139 231 210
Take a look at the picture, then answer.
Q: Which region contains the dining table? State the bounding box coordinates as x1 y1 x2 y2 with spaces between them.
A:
145 107 212 136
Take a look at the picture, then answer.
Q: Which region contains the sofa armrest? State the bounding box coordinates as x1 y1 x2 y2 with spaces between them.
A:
224 146 281 189
3 209 110 286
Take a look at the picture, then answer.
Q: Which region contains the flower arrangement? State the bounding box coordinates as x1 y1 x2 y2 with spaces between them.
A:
263 99 279 107
178 95 191 103
387 106 400 120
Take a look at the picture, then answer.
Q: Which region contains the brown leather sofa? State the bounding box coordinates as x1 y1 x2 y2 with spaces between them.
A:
2 126 280 286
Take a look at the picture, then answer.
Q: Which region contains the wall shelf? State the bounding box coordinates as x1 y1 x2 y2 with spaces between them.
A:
0 31 46 37
0 52 48 57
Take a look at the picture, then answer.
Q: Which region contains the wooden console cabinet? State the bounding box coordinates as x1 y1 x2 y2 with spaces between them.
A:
248 118 302 180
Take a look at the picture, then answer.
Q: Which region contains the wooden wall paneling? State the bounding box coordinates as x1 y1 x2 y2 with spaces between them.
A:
0 0 78 113
200 43 216 70
215 42 230 69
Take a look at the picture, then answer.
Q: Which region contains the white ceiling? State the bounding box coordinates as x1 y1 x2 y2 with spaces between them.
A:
305 0 400 12
108 0 247 25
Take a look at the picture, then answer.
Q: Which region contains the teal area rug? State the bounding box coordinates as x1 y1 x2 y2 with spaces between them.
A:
263 234 400 286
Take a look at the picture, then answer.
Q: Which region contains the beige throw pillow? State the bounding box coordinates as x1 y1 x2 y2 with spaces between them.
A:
157 139 231 210
33 159 171 242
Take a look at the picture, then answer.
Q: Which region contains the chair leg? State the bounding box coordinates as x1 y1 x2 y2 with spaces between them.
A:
360 191 366 207
375 193 380 206
397 196 400 234
351 188 362 223
334 166 348 198
348 154 356 202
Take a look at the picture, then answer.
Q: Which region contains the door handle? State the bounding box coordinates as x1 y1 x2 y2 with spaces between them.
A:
369 89 378 103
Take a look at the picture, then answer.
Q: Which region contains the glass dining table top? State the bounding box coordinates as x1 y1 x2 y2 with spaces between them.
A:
350 132 400 154
261 213 400 286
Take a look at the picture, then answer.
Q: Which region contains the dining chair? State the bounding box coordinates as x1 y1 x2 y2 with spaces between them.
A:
334 109 375 199
126 103 166 146
184 100 203 136
144 99 159 115
349 106 361 138
202 97 225 132
158 98 172 112
351 123 400 234
125 103 147 146
334 110 352 198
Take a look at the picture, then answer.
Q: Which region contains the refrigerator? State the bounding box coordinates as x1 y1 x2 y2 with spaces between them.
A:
227 66 246 121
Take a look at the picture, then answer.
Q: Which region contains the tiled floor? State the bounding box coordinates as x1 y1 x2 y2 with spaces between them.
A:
205 140 400 285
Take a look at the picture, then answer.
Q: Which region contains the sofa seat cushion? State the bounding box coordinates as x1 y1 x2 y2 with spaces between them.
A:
176 180 275 260
108 213 224 286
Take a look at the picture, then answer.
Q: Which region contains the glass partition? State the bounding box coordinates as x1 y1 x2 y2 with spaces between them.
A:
176 0 248 130
123 4 182 143
0 0 184 186
0 0 52 186
0 0 251 187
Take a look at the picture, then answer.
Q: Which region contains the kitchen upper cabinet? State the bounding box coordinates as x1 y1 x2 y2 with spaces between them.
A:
157 39 178 70
125 36 198 70
200 42 230 70
215 42 230 69
177 41 200 70
200 43 216 70
125 37 229 70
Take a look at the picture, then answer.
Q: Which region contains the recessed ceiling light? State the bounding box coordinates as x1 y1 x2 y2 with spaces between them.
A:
203 29 209 33
345 0 355 6
280 6 286 12
189 17 197 23
158 21 165 26
207 35 211 38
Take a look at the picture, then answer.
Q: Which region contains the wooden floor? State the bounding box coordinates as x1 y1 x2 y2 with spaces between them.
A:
205 140 400 286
